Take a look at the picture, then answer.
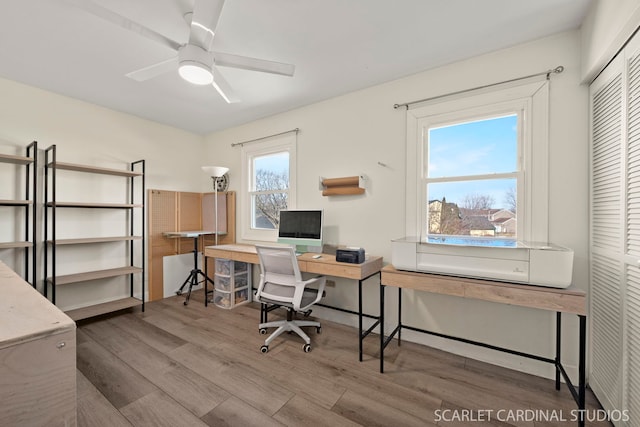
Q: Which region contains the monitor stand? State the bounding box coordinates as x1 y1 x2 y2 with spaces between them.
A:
293 244 322 255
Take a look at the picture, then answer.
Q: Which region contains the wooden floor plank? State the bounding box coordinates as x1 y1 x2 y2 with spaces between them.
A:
119 390 209 427
76 370 133 427
332 389 437 427
274 395 361 427
75 296 605 427
107 313 188 353
76 338 158 409
201 396 285 427
168 342 295 416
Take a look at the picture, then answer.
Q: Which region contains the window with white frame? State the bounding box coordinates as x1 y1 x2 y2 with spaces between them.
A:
405 80 550 244
241 133 296 241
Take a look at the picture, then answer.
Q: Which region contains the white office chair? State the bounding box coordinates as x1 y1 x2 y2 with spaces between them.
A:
254 244 326 353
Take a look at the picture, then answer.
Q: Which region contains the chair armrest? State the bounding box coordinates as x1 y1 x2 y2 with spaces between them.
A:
293 276 326 311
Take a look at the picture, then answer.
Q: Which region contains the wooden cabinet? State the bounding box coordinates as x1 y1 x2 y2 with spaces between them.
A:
0 141 37 284
44 145 145 320
0 261 76 426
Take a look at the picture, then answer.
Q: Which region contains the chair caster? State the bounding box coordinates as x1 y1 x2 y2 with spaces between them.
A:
183 301 188 306
303 344 311 353
316 326 322 334
260 345 269 353
259 328 267 335
176 290 182 296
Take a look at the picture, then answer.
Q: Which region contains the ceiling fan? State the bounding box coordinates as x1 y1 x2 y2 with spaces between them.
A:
66 0 295 103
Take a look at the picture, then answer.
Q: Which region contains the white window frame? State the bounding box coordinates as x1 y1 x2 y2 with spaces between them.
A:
405 80 550 243
240 133 297 242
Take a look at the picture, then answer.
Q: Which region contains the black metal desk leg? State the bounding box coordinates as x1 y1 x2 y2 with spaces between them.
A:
578 315 586 427
555 312 561 390
204 253 209 307
398 287 402 345
359 279 363 362
380 284 385 373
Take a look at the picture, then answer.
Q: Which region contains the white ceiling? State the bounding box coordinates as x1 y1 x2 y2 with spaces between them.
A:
0 0 592 135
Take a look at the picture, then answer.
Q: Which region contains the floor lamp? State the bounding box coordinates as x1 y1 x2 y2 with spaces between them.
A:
201 166 229 246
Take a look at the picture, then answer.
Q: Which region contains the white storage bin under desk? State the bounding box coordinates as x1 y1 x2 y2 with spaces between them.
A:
214 259 251 309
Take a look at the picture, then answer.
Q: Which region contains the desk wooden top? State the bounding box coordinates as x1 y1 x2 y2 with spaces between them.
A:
0 262 75 350
381 265 586 315
204 244 383 281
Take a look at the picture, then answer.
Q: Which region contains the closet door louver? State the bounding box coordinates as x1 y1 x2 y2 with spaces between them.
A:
626 50 640 426
628 52 640 256
590 68 624 413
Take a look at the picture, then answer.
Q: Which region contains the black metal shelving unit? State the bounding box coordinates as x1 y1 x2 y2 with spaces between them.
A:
44 144 145 320
0 141 37 286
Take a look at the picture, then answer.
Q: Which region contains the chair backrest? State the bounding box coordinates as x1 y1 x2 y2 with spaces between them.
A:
256 244 302 280
255 245 302 304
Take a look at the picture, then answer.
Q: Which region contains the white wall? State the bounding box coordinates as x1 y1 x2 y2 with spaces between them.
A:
0 77 203 307
581 0 640 82
204 30 589 379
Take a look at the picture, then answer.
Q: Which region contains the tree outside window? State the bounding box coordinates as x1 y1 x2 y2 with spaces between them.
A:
250 152 289 230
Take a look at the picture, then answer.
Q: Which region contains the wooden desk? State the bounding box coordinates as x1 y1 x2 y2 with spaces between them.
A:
204 244 383 360
380 265 587 426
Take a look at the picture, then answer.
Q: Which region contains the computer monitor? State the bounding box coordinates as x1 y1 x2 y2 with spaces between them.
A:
277 209 323 253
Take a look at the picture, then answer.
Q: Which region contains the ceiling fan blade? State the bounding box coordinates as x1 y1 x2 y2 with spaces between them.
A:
64 0 181 51
126 57 178 81
212 68 240 103
213 52 295 77
189 0 225 51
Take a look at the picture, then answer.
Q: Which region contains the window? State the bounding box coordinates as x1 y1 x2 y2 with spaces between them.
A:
241 133 296 241
405 80 550 244
426 114 519 240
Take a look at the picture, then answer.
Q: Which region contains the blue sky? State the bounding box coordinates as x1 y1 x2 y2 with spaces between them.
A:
255 152 289 176
427 114 518 210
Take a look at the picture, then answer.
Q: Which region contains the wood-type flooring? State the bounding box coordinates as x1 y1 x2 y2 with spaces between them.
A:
75 292 608 426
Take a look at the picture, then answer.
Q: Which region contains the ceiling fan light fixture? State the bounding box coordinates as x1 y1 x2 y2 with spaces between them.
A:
178 44 214 85
179 62 213 85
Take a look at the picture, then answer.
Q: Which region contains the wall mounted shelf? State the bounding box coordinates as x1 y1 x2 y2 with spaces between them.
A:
320 175 366 196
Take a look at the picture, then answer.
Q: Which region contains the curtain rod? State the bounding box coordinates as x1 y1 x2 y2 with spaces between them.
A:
393 65 564 110
231 128 299 147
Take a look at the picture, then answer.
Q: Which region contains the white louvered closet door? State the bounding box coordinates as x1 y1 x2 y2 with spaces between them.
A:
590 54 624 419
626 41 640 426
590 32 640 426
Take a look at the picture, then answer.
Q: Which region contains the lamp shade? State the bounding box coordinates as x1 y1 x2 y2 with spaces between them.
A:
201 166 229 177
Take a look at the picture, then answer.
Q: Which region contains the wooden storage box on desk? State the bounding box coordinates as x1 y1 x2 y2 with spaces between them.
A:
0 261 76 426
213 258 251 309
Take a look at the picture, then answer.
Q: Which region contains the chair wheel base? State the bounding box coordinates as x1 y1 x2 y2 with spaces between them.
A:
260 345 269 353
303 344 311 353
